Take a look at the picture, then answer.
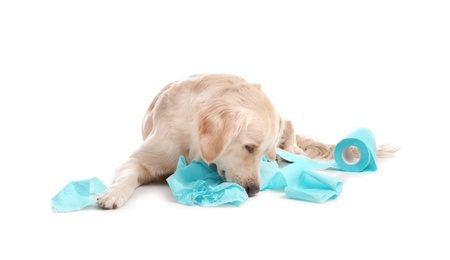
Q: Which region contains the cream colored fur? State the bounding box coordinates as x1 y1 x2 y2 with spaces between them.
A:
98 74 397 209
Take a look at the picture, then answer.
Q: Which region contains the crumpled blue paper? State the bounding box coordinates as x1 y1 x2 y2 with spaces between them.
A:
51 177 107 212
261 149 342 203
167 127 378 206
168 150 343 206
51 128 378 209
167 156 248 206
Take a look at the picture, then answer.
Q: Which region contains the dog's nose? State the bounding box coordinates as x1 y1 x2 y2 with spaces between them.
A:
245 184 260 195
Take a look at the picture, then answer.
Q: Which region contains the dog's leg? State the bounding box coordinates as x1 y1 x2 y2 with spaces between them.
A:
295 135 335 160
277 120 305 154
97 136 177 209
97 158 148 209
278 120 335 160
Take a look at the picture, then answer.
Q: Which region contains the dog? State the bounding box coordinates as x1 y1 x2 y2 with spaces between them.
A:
98 74 397 209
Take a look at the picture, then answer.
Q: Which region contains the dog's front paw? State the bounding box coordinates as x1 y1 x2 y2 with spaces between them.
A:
97 185 132 209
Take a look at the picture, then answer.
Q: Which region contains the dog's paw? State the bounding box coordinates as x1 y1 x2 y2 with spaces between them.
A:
97 185 132 209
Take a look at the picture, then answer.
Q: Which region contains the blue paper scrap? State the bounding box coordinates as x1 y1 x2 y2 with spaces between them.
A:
261 150 342 203
51 177 107 212
167 156 248 206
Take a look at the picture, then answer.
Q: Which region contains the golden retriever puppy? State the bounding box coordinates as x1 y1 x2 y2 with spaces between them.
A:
97 73 396 209
98 74 283 209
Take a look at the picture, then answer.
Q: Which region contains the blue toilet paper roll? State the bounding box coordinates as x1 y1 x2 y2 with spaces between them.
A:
333 127 377 172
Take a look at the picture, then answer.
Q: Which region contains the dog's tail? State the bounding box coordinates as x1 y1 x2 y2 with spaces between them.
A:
294 134 400 160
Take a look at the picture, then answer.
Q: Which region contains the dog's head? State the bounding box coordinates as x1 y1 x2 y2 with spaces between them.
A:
197 83 282 195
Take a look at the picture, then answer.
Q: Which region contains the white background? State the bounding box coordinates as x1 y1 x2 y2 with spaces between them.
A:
1 0 449 259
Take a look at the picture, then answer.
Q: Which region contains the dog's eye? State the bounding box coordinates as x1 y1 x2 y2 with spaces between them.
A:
244 144 256 153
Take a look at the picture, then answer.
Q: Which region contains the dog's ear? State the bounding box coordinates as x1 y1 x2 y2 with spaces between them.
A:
198 104 247 162
265 117 283 161
266 147 277 161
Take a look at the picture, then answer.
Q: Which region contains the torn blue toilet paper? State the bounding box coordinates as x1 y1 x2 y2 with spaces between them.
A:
167 127 377 206
51 128 378 210
167 149 343 206
260 150 342 203
51 177 107 212
166 156 248 206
